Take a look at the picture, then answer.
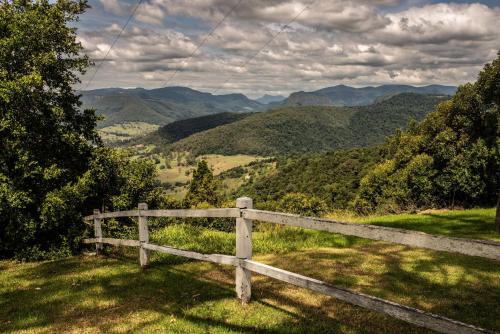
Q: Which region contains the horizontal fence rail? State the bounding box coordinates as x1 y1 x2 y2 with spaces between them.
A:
241 260 493 334
242 209 500 260
84 208 241 221
82 198 500 334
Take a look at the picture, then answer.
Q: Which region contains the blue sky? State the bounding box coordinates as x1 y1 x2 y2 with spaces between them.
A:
75 0 500 97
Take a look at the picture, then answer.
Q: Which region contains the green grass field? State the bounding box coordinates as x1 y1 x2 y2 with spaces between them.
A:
99 122 159 144
158 154 264 200
1 209 499 333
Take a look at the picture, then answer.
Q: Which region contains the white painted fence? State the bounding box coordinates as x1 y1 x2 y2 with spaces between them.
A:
83 197 499 334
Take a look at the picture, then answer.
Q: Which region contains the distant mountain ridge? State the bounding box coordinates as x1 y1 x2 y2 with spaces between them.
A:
79 84 456 130
80 86 264 128
256 94 286 104
167 93 449 156
282 84 457 107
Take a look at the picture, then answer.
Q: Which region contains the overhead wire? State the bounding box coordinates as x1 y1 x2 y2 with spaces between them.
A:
82 0 144 90
158 0 244 88
212 0 317 95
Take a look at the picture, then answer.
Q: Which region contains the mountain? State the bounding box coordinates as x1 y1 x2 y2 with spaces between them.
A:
140 112 253 146
79 86 264 128
256 94 286 104
167 93 449 156
282 84 456 107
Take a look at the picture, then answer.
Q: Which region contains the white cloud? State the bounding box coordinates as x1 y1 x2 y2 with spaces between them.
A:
78 0 500 96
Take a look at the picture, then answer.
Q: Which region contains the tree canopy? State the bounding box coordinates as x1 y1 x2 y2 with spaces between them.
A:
0 0 165 259
354 52 499 214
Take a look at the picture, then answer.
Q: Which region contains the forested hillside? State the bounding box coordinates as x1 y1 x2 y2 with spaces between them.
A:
140 112 253 146
80 86 264 128
168 93 447 156
235 147 382 209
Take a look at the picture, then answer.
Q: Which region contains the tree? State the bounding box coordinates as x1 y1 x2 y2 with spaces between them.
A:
183 160 219 207
0 0 100 258
278 193 328 217
355 52 499 214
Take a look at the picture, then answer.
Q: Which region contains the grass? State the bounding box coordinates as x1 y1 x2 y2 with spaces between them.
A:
1 209 499 333
355 208 500 242
158 154 264 199
99 122 159 144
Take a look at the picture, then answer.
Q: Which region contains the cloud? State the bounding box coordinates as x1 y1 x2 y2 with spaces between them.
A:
377 3 500 45
77 0 500 97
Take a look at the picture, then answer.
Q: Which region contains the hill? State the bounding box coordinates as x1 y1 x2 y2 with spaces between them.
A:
167 93 449 156
140 112 253 146
283 84 456 107
256 94 286 104
79 86 264 128
234 147 382 209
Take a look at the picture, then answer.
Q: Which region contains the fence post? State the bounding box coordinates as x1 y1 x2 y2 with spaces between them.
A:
138 203 150 268
93 209 103 255
236 197 253 304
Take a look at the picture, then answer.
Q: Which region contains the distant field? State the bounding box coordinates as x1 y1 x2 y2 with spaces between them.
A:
157 153 265 199
0 208 498 333
99 122 159 144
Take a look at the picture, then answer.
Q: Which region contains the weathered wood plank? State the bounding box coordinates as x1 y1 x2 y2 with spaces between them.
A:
242 209 500 260
138 203 149 267
84 208 241 221
235 197 253 303
85 210 140 220
142 243 238 266
93 209 103 255
143 208 241 218
242 260 493 334
83 238 141 247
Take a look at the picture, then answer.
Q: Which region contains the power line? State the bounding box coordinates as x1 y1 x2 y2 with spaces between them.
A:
212 0 316 95
83 0 144 91
159 0 244 88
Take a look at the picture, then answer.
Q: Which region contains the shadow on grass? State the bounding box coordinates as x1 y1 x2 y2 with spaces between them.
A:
258 242 499 332
1 242 498 333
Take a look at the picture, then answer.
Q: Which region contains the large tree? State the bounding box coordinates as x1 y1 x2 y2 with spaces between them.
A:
355 52 500 215
184 160 219 207
0 0 99 257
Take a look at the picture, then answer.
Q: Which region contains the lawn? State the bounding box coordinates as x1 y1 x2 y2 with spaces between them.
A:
0 209 499 333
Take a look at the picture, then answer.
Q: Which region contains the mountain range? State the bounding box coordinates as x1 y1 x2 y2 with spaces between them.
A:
80 84 457 129
256 94 286 104
80 86 264 128
282 84 457 107
162 93 449 156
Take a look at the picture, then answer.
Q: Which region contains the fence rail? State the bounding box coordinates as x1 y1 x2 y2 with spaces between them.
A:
83 198 499 334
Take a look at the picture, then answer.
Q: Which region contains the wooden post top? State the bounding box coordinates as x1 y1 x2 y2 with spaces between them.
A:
236 197 253 209
138 203 148 210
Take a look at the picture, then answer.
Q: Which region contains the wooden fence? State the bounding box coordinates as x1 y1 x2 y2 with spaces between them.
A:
83 197 500 334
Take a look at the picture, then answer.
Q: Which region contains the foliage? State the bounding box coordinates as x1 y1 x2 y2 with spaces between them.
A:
235 147 382 210
0 1 175 259
276 193 328 217
141 112 252 148
355 52 500 213
168 94 447 156
0 0 97 259
183 160 220 207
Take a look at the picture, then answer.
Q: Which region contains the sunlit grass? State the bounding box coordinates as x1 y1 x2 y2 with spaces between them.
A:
1 208 499 333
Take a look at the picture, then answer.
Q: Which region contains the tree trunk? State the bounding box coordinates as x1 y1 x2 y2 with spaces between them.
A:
496 191 500 234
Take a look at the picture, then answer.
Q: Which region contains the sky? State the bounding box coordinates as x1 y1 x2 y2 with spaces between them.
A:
75 0 500 98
